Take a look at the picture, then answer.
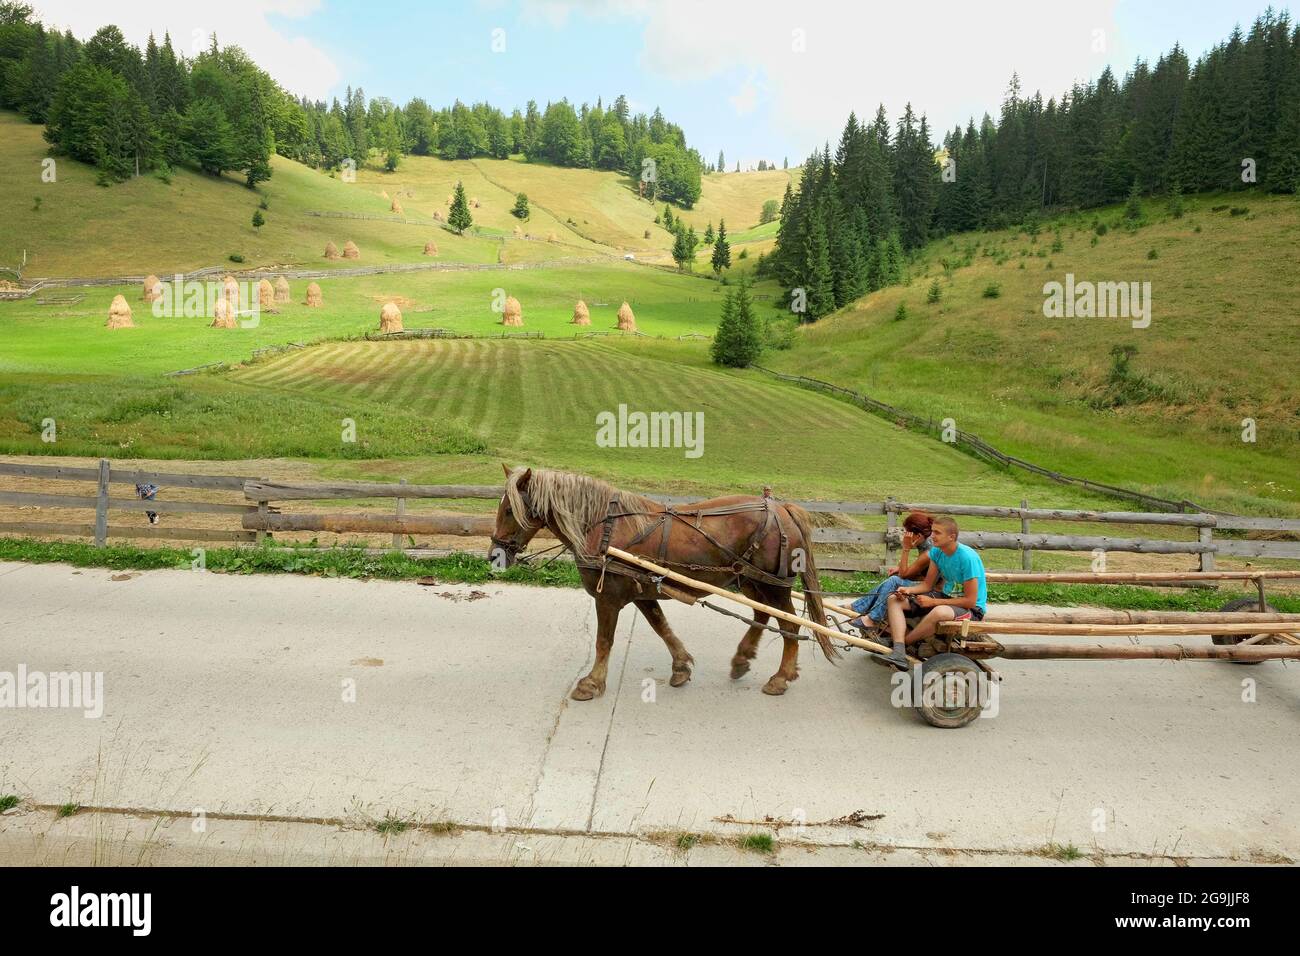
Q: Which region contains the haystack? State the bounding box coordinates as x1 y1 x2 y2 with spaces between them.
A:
513 225 522 238
222 276 240 309
471 197 480 208
616 301 637 332
274 276 291 303
445 193 453 205
324 241 340 260
502 296 523 327
391 199 403 215
305 282 323 307
381 190 389 199
142 275 162 303
379 301 403 333
257 278 276 311
571 299 590 326
423 240 438 256
433 210 444 222
547 231 558 243
342 240 360 260
210 297 237 329
106 294 134 329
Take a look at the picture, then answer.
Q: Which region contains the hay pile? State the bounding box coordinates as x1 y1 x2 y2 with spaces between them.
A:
274 276 291 303
324 241 340 260
381 190 389 199
379 301 403 333
222 275 240 310
571 299 590 326
471 197 480 208
502 296 523 327
257 278 276 312
547 231 558 243
616 301 637 332
305 282 323 307
211 297 237 328
142 274 162 303
391 199 403 215
513 225 522 238
342 240 360 260
433 210 444 222
445 193 453 205
106 294 134 329
423 240 438 256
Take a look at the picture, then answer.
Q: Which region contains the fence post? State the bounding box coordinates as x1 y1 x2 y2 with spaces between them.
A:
93 458 110 547
1020 498 1032 570
393 478 407 550
255 501 268 545
884 497 897 572
1198 525 1216 572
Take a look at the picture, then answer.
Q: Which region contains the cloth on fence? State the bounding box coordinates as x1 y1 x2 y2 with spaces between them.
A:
135 483 159 525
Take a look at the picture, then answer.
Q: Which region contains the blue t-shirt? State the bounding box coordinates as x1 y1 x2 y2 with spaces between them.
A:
927 543 987 612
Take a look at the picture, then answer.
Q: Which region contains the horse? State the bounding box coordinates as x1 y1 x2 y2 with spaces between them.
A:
489 465 838 700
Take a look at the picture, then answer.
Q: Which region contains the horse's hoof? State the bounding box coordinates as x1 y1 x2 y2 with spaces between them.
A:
761 676 788 696
670 663 692 687
729 656 751 680
571 678 603 701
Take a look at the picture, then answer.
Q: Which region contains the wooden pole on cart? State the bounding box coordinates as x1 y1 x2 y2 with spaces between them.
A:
603 546 893 655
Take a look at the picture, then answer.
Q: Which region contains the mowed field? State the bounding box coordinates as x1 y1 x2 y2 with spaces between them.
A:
768 192 1300 515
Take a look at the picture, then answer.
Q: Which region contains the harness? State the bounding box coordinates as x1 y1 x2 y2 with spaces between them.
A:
582 486 796 596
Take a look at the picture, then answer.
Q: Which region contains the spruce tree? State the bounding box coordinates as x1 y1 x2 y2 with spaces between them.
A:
448 180 473 234
710 279 762 367
704 222 715 244
711 218 731 273
671 223 692 269
663 203 674 230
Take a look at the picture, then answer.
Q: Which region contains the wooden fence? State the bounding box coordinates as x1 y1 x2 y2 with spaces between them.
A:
3 459 1299 574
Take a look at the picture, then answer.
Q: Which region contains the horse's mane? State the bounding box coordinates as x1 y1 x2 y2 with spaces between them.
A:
506 468 659 558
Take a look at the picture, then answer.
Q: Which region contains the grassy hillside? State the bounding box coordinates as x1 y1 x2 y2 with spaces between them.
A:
0 110 790 277
766 191 1300 514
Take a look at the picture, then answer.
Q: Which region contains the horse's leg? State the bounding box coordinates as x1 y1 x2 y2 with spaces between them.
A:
762 588 802 697
730 581 767 680
572 596 621 701
634 599 694 688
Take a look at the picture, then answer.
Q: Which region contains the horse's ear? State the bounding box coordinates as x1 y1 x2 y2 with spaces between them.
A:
517 467 532 490
501 462 512 478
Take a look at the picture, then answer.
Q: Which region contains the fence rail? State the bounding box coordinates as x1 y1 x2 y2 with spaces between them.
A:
3 458 1298 575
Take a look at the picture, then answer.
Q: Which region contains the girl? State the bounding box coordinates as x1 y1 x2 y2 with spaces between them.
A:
844 511 934 640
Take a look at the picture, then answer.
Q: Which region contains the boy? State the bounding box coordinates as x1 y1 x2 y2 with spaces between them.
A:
877 516 986 669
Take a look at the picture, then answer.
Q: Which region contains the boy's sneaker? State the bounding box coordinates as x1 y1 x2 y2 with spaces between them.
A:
872 647 912 670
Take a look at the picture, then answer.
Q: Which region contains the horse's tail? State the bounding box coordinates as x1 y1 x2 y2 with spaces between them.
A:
785 504 840 663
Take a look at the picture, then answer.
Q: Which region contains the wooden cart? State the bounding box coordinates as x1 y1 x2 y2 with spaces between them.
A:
606 548 1300 729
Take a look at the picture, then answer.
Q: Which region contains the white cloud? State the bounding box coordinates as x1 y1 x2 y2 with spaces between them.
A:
545 0 1124 154
31 0 341 100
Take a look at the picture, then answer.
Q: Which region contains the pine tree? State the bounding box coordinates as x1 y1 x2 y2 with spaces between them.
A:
704 222 715 244
711 218 731 273
1124 178 1143 220
801 205 834 318
717 149 725 172
448 180 473 234
252 209 264 229
671 223 692 269
710 279 762 367
663 203 674 230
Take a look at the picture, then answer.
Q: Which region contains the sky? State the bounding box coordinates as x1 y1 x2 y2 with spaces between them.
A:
31 0 1290 167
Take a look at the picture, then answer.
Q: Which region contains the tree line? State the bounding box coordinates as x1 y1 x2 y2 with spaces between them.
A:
767 9 1300 321
0 4 704 204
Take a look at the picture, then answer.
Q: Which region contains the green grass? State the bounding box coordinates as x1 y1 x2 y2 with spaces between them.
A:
373 812 411 835
6 536 1292 612
0 794 19 811
739 832 775 853
57 802 79 818
1038 842 1084 861
767 192 1300 514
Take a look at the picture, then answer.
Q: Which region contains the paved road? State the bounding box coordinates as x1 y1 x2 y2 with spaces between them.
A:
1 561 1296 864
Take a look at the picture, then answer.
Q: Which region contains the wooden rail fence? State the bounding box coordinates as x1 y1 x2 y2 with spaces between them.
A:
3 459 1299 576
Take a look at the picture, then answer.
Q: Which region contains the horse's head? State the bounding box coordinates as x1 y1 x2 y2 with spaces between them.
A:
490 464 540 569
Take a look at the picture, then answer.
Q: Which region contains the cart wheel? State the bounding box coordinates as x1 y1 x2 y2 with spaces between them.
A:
1213 597 1279 665
916 653 985 729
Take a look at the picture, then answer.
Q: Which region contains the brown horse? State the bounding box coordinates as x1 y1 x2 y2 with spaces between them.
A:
490 465 837 699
